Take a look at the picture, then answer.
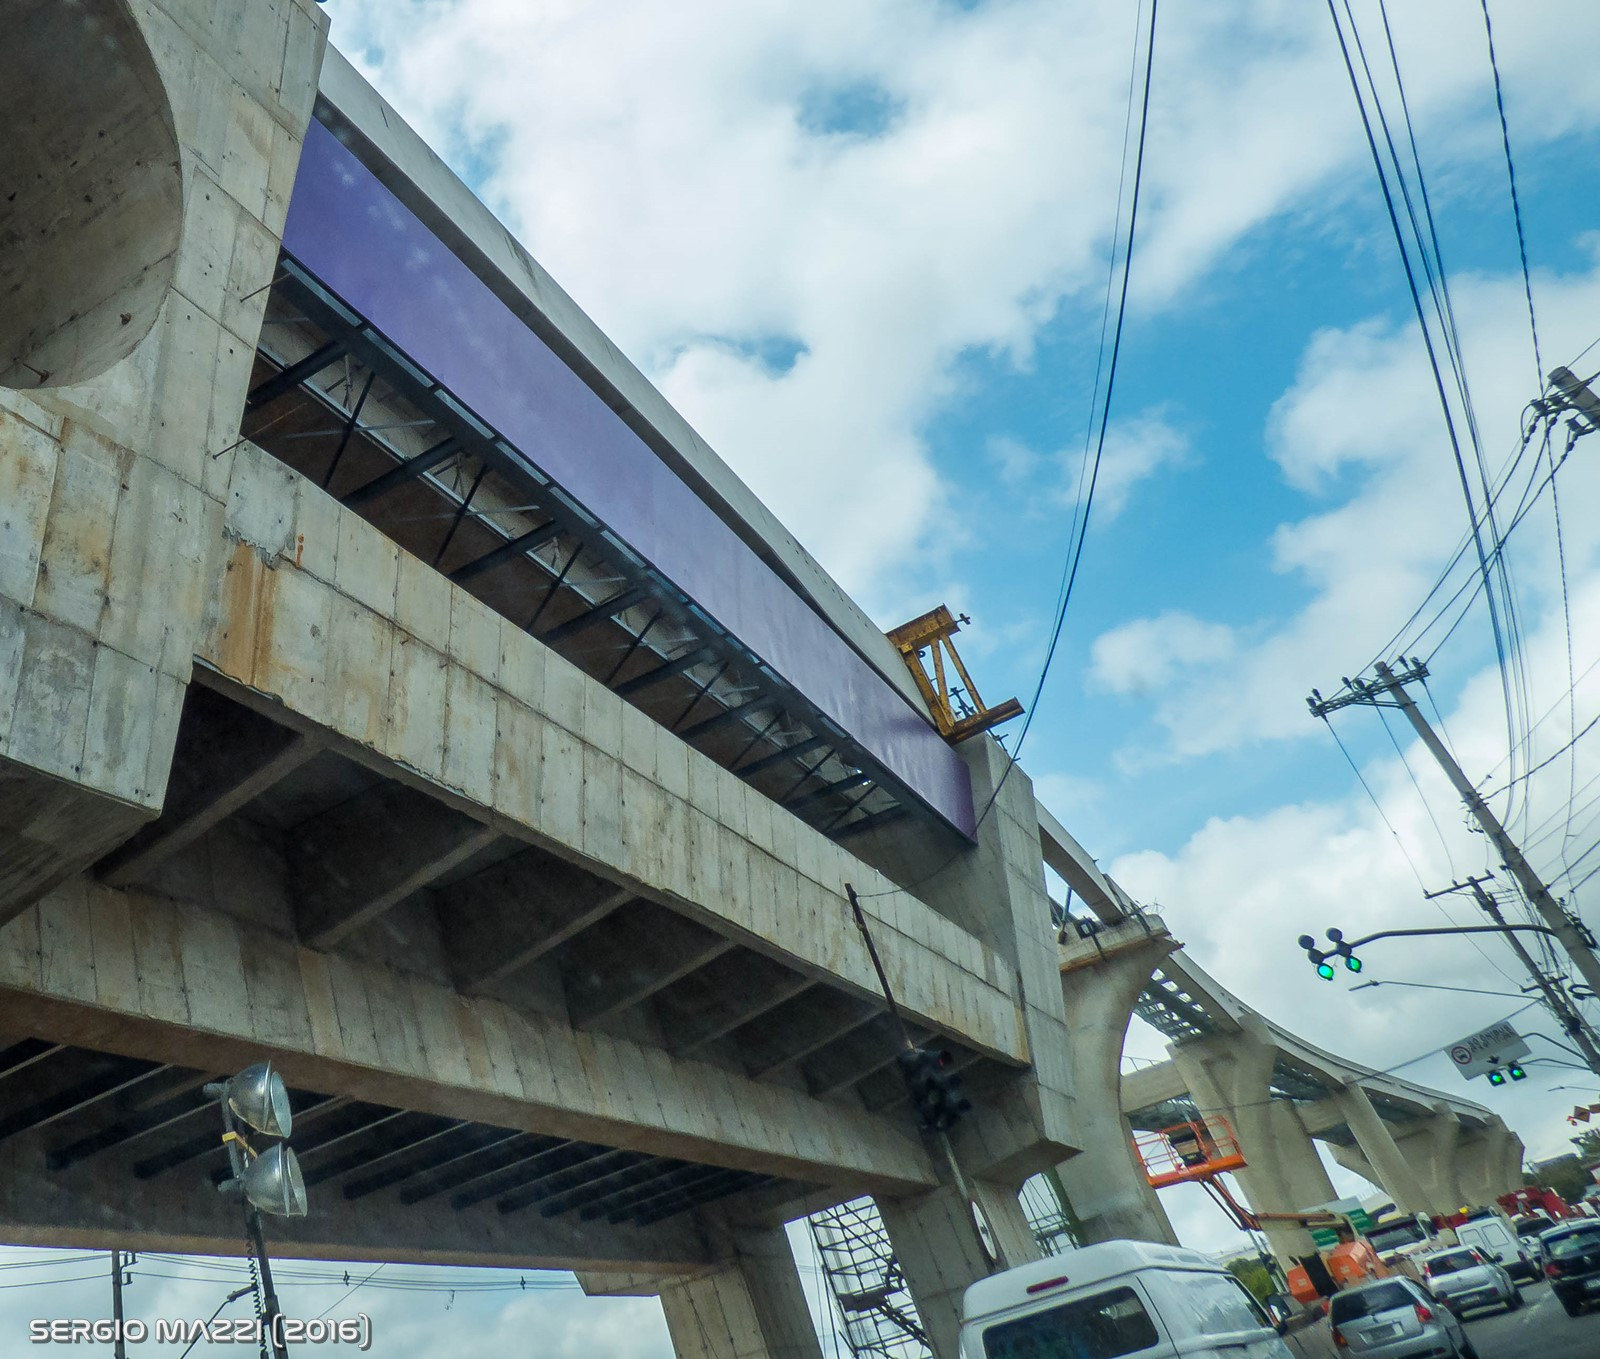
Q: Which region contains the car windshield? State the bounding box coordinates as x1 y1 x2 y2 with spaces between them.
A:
1424 1253 1477 1277
981 1286 1159 1359
1330 1282 1413 1321
1547 1229 1600 1261
1367 1222 1426 1251
1516 1220 1548 1238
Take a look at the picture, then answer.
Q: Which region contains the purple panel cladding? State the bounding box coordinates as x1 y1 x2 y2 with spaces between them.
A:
282 120 975 836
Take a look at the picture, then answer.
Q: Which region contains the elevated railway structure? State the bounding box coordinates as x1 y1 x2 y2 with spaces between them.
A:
0 7 1517 1359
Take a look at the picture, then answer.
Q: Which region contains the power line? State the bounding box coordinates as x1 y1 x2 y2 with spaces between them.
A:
1332 0 1530 827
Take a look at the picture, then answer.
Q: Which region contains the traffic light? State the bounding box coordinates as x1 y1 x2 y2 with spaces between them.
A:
1298 929 1361 980
1487 1063 1527 1087
896 1047 971 1132
1509 1063 1527 1082
1488 1069 1507 1086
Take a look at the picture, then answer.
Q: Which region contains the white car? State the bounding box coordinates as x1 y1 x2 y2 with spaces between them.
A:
1420 1247 1521 1317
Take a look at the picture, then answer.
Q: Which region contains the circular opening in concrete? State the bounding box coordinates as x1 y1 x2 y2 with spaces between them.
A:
0 0 183 390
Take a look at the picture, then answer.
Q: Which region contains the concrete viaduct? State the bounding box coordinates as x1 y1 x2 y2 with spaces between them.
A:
0 5 1521 1359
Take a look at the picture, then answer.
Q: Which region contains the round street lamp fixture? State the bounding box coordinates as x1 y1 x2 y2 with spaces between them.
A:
239 1143 308 1219
221 1061 293 1139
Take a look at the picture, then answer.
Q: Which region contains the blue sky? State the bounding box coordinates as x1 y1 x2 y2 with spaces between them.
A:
25 0 1600 1352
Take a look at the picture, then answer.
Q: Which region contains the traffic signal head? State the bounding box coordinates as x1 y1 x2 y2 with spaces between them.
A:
1488 1069 1507 1086
896 1046 971 1132
1509 1063 1527 1082
1300 928 1361 980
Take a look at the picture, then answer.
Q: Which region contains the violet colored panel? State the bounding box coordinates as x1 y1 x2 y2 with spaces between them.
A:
283 121 975 836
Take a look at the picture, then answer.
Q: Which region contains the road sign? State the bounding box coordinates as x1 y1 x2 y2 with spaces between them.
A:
1445 1020 1531 1081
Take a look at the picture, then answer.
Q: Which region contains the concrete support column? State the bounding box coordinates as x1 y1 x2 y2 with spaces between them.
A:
1055 921 1179 1246
657 1227 823 1359
1171 1024 1336 1262
1392 1106 1464 1215
878 1180 1040 1359
1333 1084 1432 1215
1456 1121 1523 1206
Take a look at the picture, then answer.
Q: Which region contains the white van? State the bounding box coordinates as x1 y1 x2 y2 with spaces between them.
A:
1454 1215 1536 1281
959 1241 1293 1359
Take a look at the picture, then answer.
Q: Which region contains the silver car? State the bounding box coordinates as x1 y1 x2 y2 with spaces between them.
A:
1328 1276 1476 1358
1420 1247 1521 1316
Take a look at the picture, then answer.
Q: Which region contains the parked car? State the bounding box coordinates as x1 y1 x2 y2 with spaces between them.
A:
1453 1215 1538 1281
1539 1218 1600 1317
959 1240 1292 1359
1420 1247 1521 1316
1327 1277 1475 1359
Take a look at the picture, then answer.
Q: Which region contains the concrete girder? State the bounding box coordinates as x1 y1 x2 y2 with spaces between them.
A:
293 780 503 947
1054 916 1179 1246
0 875 938 1198
438 850 635 995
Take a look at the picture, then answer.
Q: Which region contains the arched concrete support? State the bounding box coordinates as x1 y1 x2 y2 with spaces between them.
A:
0 0 331 912
1333 1084 1432 1215
657 1227 824 1359
878 1180 1040 1359
1171 1023 1337 1261
1392 1106 1465 1216
1055 920 1179 1246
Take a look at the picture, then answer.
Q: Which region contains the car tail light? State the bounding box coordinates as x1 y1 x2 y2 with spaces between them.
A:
1546 1262 1563 1280
1414 1304 1433 1323
1331 1326 1346 1349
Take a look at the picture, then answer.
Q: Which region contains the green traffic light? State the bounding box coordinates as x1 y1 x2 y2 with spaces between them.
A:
1509 1064 1526 1081
1345 955 1362 973
1317 963 1336 981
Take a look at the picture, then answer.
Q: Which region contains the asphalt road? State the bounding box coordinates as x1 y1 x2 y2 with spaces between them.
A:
1456 1278 1600 1359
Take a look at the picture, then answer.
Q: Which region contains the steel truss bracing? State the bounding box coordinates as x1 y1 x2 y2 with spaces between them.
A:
810 1198 929 1359
242 262 965 847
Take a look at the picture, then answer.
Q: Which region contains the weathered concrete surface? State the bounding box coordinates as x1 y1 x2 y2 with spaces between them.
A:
0 0 329 912
202 444 1025 1068
1172 1026 1337 1261
879 1180 1041 1359
0 876 933 1193
1055 917 1179 1246
657 1226 823 1359
0 1119 706 1272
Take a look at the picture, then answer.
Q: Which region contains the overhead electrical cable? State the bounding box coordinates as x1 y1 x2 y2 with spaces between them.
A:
1333 0 1530 827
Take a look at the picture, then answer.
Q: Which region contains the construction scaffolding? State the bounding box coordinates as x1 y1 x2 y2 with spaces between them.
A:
810 1199 929 1359
808 1178 1079 1359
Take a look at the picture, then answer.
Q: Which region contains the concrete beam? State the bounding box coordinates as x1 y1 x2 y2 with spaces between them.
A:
740 991 882 1080
292 781 501 947
560 904 736 1028
96 703 320 887
1121 1060 1189 1114
1333 1083 1433 1215
0 876 937 1193
437 851 634 994
663 966 817 1058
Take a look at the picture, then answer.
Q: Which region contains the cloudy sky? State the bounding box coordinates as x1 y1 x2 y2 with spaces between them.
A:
24 0 1600 1351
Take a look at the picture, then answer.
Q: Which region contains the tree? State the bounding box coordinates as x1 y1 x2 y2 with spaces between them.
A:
1571 1127 1600 1162
1527 1154 1592 1205
1225 1257 1274 1304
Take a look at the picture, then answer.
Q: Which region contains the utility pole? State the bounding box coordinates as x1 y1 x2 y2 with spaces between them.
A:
1309 659 1600 999
1428 876 1600 1079
110 1250 127 1359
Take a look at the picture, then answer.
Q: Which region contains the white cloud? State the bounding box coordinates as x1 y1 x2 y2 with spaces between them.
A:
324 0 1600 613
1090 611 1237 696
